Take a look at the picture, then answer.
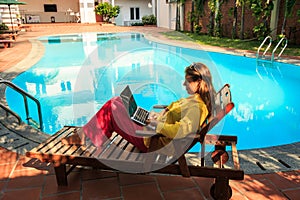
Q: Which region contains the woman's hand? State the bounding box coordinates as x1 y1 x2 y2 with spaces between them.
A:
149 111 159 120
145 119 158 130
149 119 158 128
145 109 168 130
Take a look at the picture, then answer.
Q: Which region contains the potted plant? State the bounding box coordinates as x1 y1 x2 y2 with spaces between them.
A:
95 2 120 25
0 23 9 30
0 23 9 34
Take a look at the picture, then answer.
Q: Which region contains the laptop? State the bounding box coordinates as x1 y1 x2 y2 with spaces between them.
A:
120 85 150 126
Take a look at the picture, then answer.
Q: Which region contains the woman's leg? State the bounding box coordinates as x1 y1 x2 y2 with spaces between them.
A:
82 96 148 152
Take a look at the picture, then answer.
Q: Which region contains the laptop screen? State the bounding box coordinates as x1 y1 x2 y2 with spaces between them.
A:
120 85 138 117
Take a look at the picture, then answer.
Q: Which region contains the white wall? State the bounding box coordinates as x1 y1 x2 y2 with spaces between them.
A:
79 0 96 23
157 0 176 30
114 0 153 26
18 0 80 23
1 0 174 27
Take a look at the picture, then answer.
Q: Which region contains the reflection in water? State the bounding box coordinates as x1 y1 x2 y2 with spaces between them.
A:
5 32 300 150
233 103 254 122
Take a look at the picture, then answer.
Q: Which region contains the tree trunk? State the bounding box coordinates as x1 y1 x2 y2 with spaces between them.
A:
214 0 220 37
209 10 214 36
176 1 180 31
232 2 238 39
240 3 245 39
191 0 195 33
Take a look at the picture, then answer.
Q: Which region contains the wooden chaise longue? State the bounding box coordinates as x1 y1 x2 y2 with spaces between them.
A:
26 84 244 200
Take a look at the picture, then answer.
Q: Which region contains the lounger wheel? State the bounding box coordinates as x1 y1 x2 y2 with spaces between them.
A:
210 183 232 200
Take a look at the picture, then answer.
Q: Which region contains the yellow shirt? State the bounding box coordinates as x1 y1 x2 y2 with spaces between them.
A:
144 94 208 149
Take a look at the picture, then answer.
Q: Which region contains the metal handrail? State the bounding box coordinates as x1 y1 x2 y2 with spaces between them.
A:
256 36 272 59
272 37 288 61
0 79 43 131
0 103 21 125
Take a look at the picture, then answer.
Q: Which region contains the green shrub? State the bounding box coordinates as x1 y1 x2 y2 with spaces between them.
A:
142 14 157 25
0 23 9 30
131 22 144 26
194 25 202 35
95 2 120 23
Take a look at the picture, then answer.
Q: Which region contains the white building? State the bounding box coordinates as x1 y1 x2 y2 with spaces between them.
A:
0 0 181 30
0 5 21 29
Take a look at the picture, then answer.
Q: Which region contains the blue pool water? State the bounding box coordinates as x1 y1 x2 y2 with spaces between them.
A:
6 32 300 151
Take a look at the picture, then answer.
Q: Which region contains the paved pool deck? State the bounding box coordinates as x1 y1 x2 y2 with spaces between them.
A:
0 23 299 200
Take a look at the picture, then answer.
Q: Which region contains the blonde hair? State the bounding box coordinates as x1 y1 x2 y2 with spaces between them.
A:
185 63 216 115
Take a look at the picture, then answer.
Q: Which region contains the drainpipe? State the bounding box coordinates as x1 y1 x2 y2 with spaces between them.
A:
169 3 172 29
152 0 155 15
191 0 194 32
180 3 184 31
157 0 160 27
270 0 281 39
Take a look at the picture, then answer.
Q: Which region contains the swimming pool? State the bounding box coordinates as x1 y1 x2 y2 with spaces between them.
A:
6 32 300 151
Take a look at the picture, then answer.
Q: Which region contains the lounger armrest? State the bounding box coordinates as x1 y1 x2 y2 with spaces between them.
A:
136 130 157 137
152 105 168 109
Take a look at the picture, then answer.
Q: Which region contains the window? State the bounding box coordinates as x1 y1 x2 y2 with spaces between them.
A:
135 8 140 19
87 3 94 8
130 8 134 20
44 4 57 12
130 7 140 20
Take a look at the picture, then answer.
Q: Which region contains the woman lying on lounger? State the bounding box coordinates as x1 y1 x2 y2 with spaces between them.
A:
62 62 216 152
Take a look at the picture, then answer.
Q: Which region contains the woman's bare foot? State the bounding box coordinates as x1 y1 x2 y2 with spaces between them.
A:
61 129 85 145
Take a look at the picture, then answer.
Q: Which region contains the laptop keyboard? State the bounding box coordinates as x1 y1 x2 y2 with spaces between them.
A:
135 108 149 123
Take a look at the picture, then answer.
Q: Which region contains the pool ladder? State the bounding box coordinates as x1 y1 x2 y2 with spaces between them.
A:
256 36 288 67
0 79 43 131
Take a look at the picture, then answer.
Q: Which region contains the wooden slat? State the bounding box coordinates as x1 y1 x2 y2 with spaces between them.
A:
214 91 222 114
62 144 81 155
92 132 119 158
231 142 240 170
68 142 91 157
108 138 131 159
155 154 168 164
44 127 79 154
80 143 98 157
127 146 141 161
58 128 84 156
118 142 136 160
29 126 70 153
99 134 123 159
42 127 77 154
